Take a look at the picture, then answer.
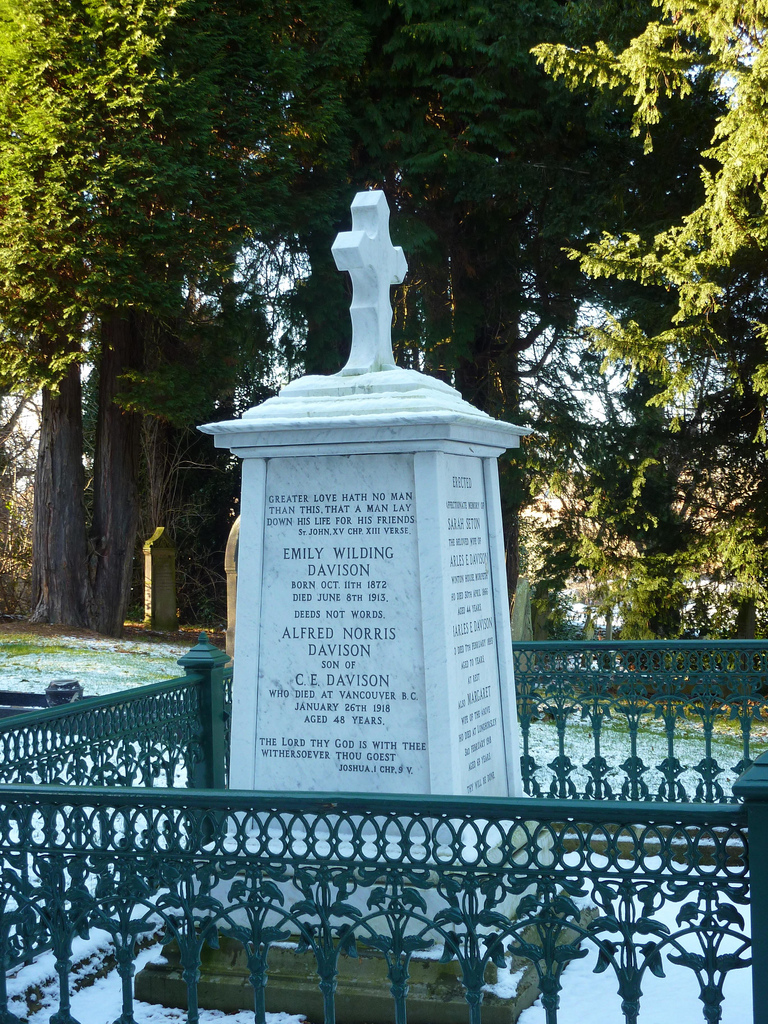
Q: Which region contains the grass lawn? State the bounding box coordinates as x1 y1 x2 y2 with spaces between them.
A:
0 621 225 698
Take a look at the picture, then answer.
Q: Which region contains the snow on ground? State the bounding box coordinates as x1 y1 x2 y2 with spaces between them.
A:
6 916 752 1024
525 714 762 801
518 892 753 1024
9 938 304 1024
0 633 192 697
519 944 752 1024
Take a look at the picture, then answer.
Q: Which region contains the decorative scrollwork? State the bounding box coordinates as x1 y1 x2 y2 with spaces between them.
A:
0 787 750 1024
0 676 218 790
514 641 768 802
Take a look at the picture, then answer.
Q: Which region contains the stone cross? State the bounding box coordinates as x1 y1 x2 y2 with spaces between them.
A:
331 190 408 375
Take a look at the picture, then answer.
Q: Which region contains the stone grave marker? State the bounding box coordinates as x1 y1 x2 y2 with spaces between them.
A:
143 527 177 632
224 516 240 659
511 577 534 642
200 190 529 796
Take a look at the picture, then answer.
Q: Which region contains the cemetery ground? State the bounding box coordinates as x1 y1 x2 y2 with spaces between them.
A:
0 621 759 800
2 895 754 1024
0 624 756 1022
0 621 220 697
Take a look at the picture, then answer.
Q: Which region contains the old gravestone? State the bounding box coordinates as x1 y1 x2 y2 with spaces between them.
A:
224 516 240 659
138 191 551 1021
143 527 177 632
200 190 529 797
511 577 534 643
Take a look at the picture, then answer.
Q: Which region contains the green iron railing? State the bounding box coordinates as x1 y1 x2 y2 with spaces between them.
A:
1 638 767 1020
0 634 232 789
0 783 754 1024
513 641 768 803
3 636 764 805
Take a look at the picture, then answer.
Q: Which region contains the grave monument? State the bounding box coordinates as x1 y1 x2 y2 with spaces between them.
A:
139 192 548 1021
200 190 528 797
143 527 177 632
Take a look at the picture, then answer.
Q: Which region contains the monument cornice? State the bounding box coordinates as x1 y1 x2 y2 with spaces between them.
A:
200 367 531 452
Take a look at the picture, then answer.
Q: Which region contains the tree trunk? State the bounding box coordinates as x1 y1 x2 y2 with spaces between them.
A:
736 598 757 640
89 312 144 636
30 362 90 626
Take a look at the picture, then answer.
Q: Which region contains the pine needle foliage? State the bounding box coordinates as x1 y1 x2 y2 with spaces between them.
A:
0 0 363 398
533 0 768 636
534 0 768 417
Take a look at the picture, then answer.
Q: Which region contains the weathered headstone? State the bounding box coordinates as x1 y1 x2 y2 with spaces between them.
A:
143 527 177 632
511 577 534 642
200 190 529 797
224 516 240 659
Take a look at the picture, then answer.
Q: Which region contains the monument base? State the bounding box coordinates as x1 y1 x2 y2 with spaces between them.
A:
135 905 595 1024
134 935 542 1024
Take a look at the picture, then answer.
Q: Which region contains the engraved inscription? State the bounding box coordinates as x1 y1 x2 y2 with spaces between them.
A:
443 459 505 795
255 454 428 791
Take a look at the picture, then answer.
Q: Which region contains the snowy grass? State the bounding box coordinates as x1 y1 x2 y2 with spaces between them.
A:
0 632 193 698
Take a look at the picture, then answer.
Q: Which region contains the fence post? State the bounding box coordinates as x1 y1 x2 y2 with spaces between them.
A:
177 632 229 789
733 750 768 1024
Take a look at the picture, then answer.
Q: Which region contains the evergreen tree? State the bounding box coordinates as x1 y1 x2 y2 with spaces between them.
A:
339 0 716 595
0 0 363 633
534 0 768 635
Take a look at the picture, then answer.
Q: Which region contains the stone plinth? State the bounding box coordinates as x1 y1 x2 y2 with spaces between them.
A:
135 935 541 1023
200 367 528 797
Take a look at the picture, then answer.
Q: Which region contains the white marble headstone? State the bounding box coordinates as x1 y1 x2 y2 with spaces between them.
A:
200 190 529 797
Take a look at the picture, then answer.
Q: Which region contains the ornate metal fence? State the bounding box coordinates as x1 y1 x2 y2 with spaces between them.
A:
1 638 767 1020
0 784 753 1024
0 635 232 789
513 641 768 803
2 636 764 804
